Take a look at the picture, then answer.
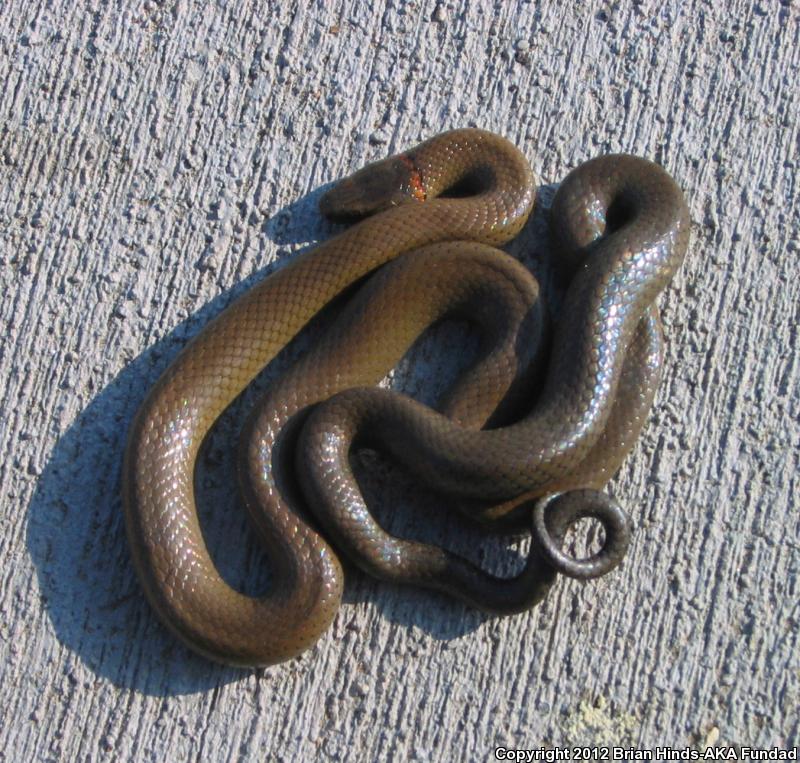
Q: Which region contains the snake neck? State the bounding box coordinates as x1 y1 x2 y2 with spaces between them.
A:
407 128 536 244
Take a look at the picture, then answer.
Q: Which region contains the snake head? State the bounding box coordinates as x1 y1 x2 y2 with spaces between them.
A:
320 154 425 222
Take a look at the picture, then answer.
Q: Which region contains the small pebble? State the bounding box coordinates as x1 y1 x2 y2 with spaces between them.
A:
369 129 389 146
349 680 369 698
703 726 720 748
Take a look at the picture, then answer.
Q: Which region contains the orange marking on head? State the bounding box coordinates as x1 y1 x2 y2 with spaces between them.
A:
398 154 427 202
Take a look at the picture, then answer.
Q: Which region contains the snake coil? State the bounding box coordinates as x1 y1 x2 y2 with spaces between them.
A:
123 129 690 666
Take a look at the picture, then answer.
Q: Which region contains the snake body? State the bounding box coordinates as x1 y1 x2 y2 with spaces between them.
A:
123 129 690 666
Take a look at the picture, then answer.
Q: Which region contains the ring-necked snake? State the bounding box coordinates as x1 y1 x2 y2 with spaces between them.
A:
122 129 690 666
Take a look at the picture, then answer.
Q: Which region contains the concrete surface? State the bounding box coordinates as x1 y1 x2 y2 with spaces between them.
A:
1 0 798 760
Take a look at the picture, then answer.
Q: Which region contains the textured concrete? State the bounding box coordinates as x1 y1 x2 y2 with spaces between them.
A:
1 1 797 760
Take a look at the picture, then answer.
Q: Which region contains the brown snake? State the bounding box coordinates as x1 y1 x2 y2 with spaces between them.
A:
123 129 690 666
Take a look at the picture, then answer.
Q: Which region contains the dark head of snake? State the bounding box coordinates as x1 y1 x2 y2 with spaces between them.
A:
320 147 506 222
123 128 690 666
320 155 426 220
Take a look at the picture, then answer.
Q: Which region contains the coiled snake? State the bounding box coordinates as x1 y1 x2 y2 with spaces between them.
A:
123 129 690 666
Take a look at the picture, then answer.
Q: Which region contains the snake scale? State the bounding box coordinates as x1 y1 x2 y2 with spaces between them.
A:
122 128 690 666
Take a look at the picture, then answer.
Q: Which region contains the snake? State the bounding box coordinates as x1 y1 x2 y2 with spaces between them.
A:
122 128 690 666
